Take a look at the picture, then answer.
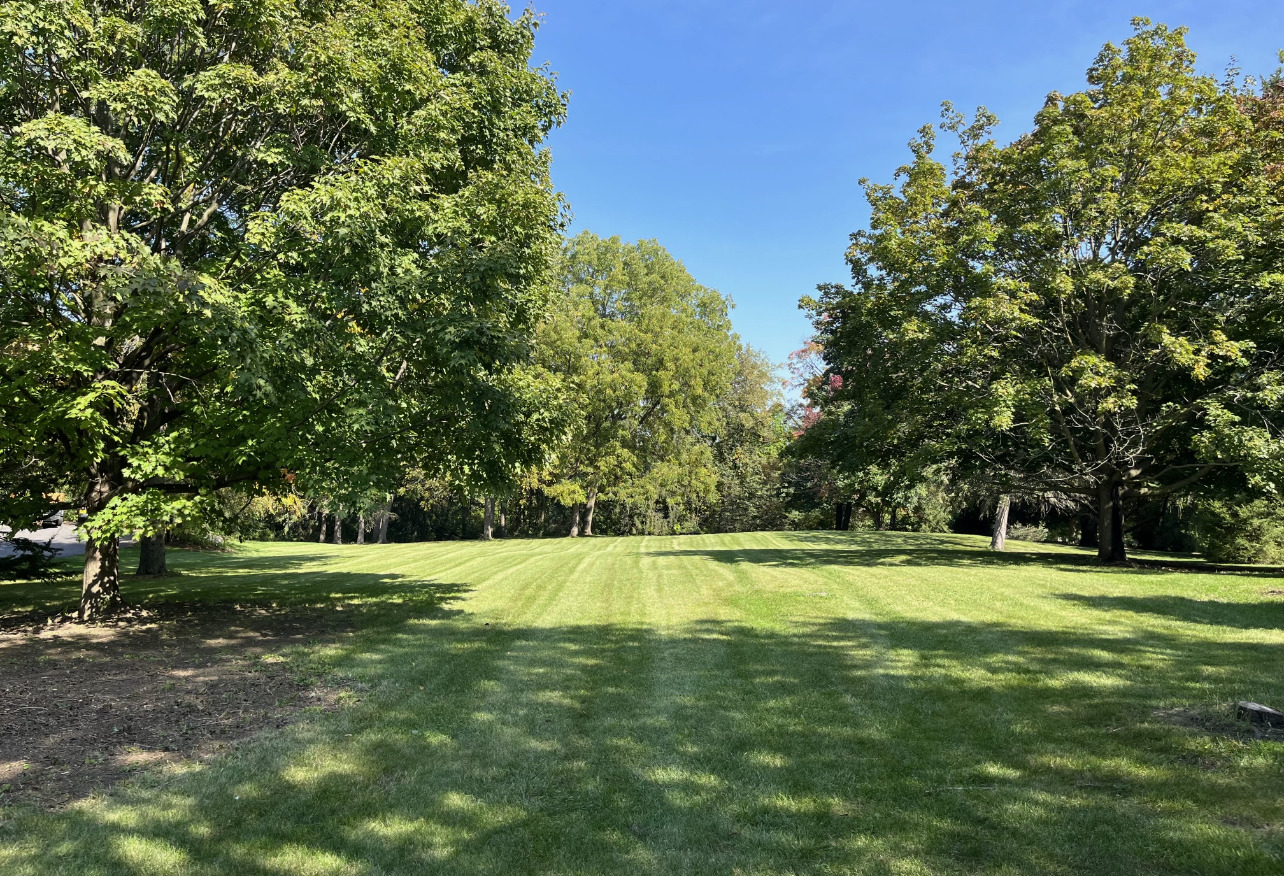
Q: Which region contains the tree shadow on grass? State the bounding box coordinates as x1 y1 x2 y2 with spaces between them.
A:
5 613 1281 875
0 547 467 624
1056 594 1284 631
656 533 1284 579
650 539 1100 572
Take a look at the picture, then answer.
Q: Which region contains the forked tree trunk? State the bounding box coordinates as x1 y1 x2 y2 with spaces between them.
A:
583 488 597 537
137 530 167 576
569 504 582 538
483 497 495 540
356 514 366 545
990 495 1011 551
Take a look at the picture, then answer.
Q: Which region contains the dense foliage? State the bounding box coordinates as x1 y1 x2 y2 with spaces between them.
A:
0 0 566 614
799 21 1284 562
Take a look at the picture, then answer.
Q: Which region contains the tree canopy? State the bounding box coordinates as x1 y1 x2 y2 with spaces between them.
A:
801 21 1284 561
534 232 742 535
0 0 566 615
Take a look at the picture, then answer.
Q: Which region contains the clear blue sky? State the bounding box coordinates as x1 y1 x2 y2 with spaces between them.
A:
531 2 1284 369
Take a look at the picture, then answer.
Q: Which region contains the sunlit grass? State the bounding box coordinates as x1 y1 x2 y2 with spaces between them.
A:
1 531 1282 874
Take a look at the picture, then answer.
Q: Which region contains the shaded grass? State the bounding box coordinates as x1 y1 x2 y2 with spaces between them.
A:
1 531 1282 875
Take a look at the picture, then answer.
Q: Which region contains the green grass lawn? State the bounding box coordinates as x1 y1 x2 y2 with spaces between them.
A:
2 531 1282 875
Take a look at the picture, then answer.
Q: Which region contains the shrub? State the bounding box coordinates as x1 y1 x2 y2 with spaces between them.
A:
1194 499 1284 565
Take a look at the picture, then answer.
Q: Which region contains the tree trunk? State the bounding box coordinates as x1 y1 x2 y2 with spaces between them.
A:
483 497 495 540
499 505 507 539
583 487 597 537
317 508 328 543
889 507 899 531
1109 484 1127 563
835 503 845 531
356 513 366 545
1079 512 1098 548
1097 483 1128 563
989 495 1011 551
842 502 854 531
872 506 884 531
569 504 582 538
332 507 343 545
80 534 121 620
377 501 390 544
137 530 167 576
79 472 121 620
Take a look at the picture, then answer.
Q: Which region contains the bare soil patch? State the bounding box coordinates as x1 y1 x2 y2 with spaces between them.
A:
1152 704 1284 742
0 602 360 810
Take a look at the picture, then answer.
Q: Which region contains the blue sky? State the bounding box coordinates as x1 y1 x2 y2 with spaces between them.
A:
531 2 1284 369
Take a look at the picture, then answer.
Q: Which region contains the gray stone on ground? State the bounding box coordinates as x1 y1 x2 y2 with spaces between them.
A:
1236 701 1284 728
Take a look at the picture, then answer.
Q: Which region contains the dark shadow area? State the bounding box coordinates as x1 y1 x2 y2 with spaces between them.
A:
0 569 469 808
0 546 467 622
649 542 1102 571
5 611 1281 875
1057 593 1284 631
654 533 1284 579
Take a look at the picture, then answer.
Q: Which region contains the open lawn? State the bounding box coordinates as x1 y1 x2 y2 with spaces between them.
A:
1 531 1282 875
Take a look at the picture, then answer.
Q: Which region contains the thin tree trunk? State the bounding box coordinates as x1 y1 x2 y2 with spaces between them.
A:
889 507 899 531
569 504 582 538
137 530 167 575
498 505 507 539
377 500 390 544
332 507 343 545
1109 484 1127 563
356 513 366 545
842 502 853 531
317 508 327 543
989 495 1011 551
583 487 597 537
483 497 495 540
835 503 845 531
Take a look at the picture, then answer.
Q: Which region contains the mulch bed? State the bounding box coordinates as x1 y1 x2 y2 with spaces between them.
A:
0 602 360 810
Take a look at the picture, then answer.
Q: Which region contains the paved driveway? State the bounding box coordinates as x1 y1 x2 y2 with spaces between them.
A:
0 524 135 558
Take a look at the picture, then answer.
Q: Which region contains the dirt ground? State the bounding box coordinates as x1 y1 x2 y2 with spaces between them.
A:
0 603 360 810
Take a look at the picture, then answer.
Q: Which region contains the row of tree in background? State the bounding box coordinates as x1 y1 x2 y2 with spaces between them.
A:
3 9 1283 620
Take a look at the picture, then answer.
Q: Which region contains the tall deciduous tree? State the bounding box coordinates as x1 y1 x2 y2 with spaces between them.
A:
537 232 740 534
804 21 1284 562
0 0 566 616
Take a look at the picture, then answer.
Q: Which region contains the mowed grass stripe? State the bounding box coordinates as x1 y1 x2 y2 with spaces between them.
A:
0 531 1280 875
